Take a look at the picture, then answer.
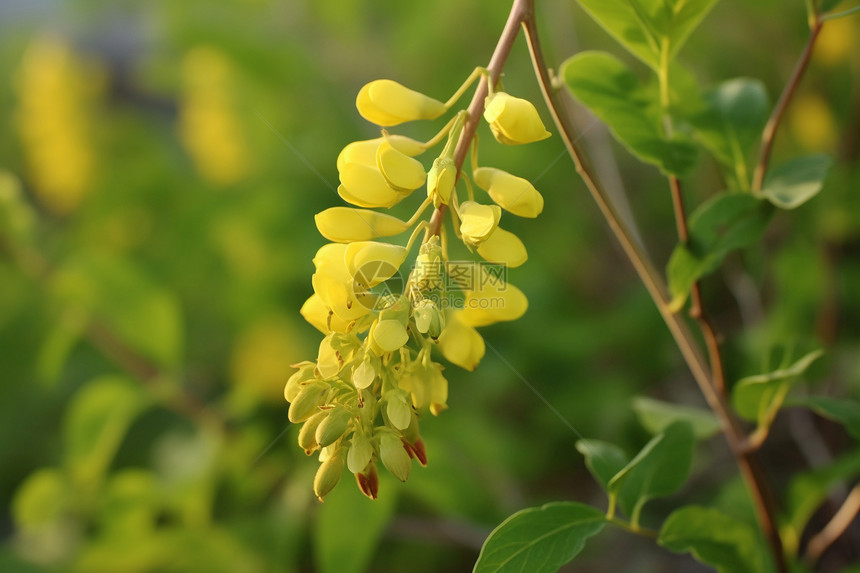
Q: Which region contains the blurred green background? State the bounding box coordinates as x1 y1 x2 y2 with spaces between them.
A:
1 0 859 571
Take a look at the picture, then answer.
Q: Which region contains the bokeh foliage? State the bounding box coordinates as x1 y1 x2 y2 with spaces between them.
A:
1 0 859 571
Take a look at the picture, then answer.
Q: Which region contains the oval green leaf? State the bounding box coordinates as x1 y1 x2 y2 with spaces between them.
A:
473 502 606 573
760 154 833 209
632 396 721 439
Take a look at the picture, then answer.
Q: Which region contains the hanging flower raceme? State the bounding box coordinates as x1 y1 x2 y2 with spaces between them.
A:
286 68 551 501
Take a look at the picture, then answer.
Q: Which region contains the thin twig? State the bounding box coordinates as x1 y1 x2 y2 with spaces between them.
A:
427 0 530 238
752 17 824 191
805 483 860 565
522 9 788 572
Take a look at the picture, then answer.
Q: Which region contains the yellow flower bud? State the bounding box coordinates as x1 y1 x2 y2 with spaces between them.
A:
437 311 485 371
376 140 427 192
357 79 446 126
352 356 377 389
427 156 457 208
476 227 528 268
413 299 444 338
314 450 345 501
315 207 410 243
316 406 353 447
316 333 359 379
378 431 411 482
473 167 544 218
484 92 551 145
458 201 501 246
338 163 404 208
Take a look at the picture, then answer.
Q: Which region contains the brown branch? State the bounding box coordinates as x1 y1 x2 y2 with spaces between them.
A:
428 0 531 237
522 10 787 572
752 17 824 191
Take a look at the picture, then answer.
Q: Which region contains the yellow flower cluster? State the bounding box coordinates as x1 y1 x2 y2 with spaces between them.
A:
179 47 251 186
14 37 100 215
287 70 550 500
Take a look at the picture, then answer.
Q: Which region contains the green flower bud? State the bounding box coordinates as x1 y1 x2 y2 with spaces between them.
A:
288 381 328 423
316 406 353 448
385 389 412 431
298 411 327 455
314 451 345 501
378 431 411 482
347 431 374 474
352 356 377 389
285 361 316 403
354 463 379 500
413 299 444 338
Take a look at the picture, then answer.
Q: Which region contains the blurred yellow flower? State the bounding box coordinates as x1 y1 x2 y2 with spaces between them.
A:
789 92 838 152
179 47 251 185
15 36 100 215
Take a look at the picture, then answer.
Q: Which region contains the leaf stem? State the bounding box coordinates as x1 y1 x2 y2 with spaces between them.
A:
608 516 658 539
522 8 787 573
752 16 824 191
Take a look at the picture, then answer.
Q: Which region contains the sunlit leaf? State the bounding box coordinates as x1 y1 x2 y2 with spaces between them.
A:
659 505 765 572
632 396 721 439
12 468 67 530
760 154 833 209
609 421 695 521
576 0 720 70
732 349 824 423
474 502 606 573
561 51 698 175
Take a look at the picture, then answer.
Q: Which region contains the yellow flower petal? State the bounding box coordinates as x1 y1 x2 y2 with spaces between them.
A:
338 163 404 208
458 200 501 246
312 243 375 321
376 140 426 192
345 241 407 287
473 167 544 218
300 293 353 333
357 79 446 126
476 227 528 268
483 92 551 145
315 207 409 243
336 136 424 172
437 311 485 371
459 281 528 327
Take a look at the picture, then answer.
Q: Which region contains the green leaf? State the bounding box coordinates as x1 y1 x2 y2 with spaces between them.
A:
609 421 695 522
576 0 720 71
64 376 150 489
667 192 772 310
632 396 721 439
576 439 629 490
783 449 860 555
561 51 698 175
314 475 397 573
659 505 765 572
760 154 833 209
732 349 824 424
50 253 184 369
792 396 860 439
474 502 606 573
690 78 769 189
